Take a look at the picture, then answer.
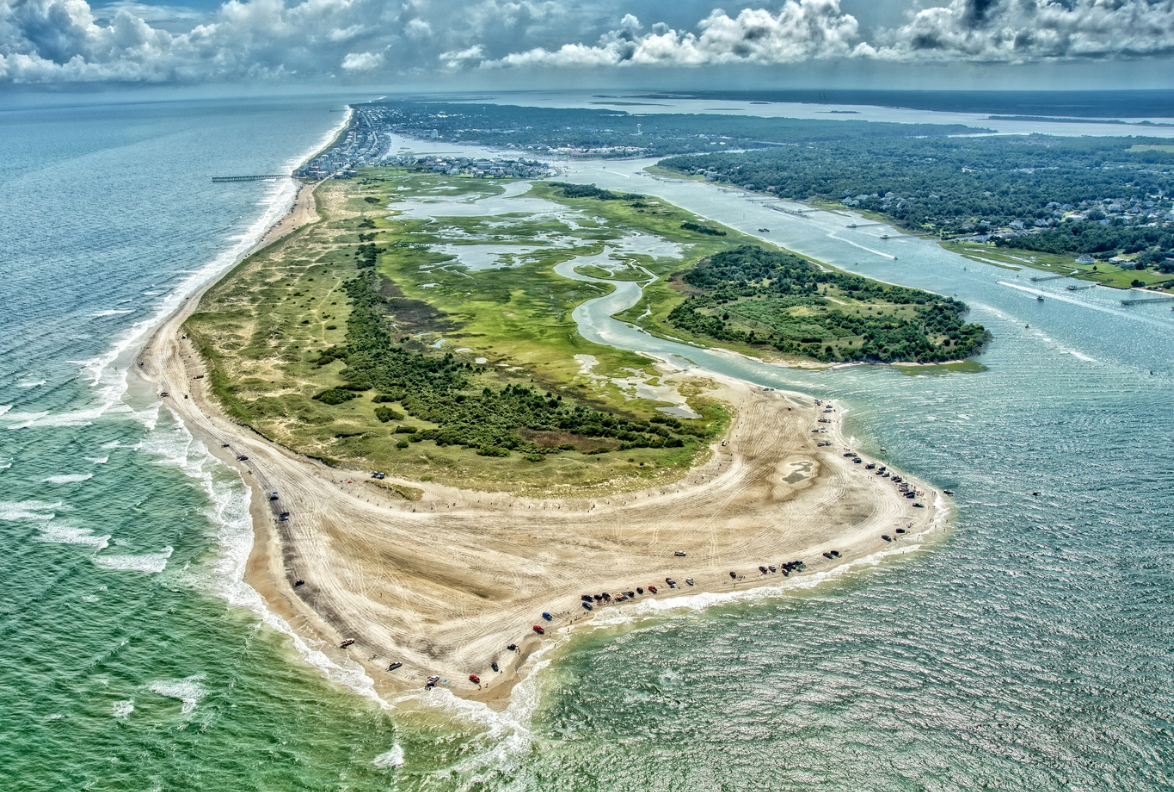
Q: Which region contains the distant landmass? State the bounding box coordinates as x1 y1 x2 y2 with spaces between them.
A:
988 115 1174 127
639 90 1174 119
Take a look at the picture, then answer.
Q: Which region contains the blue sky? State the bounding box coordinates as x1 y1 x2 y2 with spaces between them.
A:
3 0 1173 87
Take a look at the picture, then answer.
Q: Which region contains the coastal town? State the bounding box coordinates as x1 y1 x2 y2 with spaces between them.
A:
294 104 558 179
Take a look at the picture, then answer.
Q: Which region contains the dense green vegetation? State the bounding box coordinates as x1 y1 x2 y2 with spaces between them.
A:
661 135 1174 235
548 182 639 201
667 246 988 363
995 223 1174 272
661 135 1174 284
367 100 978 157
315 269 697 456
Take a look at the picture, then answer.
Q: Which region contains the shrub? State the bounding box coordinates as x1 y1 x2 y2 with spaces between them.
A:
394 425 417 434
681 221 726 236
374 406 404 423
524 454 545 463
313 388 359 405
477 446 510 457
396 439 409 449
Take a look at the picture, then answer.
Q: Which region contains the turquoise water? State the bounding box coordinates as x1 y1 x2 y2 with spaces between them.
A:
2 98 1173 790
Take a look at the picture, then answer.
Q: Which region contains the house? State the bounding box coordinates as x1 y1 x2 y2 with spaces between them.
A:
1075 254 1095 265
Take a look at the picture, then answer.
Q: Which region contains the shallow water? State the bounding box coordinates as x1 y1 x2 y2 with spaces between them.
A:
2 96 1172 790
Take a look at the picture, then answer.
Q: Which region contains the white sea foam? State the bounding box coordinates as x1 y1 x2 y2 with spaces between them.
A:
0 406 10 416
38 522 110 549
17 379 45 388
0 500 60 521
85 456 109 464
100 440 121 449
391 634 565 778
372 745 404 770
43 473 93 484
92 309 135 317
93 546 172 574
3 411 48 429
149 675 206 714
112 700 134 719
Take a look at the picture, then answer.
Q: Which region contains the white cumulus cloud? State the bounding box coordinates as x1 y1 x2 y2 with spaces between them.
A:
484 1 868 68
342 50 382 70
877 0 1174 62
1 0 1173 83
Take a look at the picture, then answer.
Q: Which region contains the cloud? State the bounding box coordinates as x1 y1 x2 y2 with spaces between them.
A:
341 50 382 70
1 0 1173 83
877 0 1174 62
483 1 869 68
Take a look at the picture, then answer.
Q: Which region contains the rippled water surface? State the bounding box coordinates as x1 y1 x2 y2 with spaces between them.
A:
1 99 1172 791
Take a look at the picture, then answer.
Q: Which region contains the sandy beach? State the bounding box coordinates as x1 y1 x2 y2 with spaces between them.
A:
135 181 940 707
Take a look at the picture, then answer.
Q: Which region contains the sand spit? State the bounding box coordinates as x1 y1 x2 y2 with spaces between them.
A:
137 181 938 709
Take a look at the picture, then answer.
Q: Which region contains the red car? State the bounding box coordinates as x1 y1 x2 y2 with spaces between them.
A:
532 625 545 635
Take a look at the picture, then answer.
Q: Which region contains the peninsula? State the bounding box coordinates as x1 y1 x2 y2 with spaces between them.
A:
140 164 948 705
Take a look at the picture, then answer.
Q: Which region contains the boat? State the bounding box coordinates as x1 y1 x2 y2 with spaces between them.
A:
532 625 545 635
1037 295 1044 301
387 662 402 671
880 233 890 240
541 612 552 621
943 489 955 495
469 675 480 684
1067 285 1077 291
339 638 355 648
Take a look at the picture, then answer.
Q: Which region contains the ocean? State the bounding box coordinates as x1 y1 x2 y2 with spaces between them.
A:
1 93 1172 790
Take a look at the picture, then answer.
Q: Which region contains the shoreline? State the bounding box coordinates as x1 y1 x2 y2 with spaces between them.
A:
134 175 946 711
